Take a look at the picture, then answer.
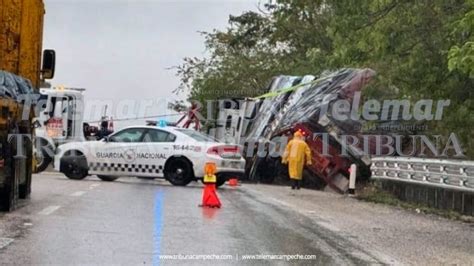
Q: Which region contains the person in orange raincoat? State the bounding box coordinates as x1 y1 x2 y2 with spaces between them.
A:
282 130 312 190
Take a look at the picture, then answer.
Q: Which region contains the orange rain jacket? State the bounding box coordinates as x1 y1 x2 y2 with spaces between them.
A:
282 135 312 180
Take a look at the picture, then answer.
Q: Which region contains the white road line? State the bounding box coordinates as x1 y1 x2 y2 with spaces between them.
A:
36 171 63 176
0 238 14 249
270 198 292 208
38 205 61 216
89 183 100 190
70 191 86 197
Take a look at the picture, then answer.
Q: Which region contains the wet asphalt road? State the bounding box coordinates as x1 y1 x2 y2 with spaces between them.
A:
0 173 382 265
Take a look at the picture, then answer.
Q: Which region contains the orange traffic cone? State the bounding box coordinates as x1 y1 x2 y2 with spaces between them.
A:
201 183 221 208
228 178 238 187
199 162 222 208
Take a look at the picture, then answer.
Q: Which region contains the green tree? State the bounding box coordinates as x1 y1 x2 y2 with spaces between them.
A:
176 0 474 157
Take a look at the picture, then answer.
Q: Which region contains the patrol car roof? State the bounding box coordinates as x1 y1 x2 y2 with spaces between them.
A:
119 125 218 143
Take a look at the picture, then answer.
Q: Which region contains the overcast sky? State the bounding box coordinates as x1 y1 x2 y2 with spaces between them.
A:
43 0 257 128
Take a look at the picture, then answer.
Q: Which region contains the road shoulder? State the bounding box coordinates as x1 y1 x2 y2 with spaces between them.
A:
243 184 474 265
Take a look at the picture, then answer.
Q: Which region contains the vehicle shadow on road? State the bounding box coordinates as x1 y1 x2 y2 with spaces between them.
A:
50 175 235 191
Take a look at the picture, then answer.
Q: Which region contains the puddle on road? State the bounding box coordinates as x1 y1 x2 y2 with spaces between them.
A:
201 207 219 219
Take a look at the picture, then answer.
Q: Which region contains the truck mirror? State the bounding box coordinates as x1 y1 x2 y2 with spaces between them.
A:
42 49 56 79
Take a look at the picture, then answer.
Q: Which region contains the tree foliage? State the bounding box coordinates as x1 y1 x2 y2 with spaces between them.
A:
175 0 473 157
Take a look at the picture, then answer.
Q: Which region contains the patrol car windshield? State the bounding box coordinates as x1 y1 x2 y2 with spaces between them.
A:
176 129 217 142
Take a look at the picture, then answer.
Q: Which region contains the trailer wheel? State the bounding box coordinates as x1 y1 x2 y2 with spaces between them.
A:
60 151 88 180
97 175 118 182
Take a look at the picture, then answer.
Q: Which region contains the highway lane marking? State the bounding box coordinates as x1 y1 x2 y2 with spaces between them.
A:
153 191 164 266
71 191 86 197
89 183 100 190
36 171 63 176
0 237 14 249
38 205 61 216
270 198 292 208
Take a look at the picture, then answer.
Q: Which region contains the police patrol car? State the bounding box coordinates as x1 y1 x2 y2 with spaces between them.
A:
53 125 246 186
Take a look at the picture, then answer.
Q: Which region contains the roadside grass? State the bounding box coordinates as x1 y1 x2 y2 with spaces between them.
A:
356 182 474 223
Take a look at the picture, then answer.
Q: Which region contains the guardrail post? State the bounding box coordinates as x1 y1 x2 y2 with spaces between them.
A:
349 164 357 195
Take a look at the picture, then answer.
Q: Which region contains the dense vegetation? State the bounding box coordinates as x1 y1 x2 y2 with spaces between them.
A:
175 0 473 157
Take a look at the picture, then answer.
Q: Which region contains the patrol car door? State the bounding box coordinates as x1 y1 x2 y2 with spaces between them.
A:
90 128 146 175
136 128 177 177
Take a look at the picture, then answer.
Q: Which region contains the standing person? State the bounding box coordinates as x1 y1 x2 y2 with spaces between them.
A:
282 130 312 190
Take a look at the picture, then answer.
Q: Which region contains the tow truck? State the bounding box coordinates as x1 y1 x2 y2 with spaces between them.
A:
33 86 114 172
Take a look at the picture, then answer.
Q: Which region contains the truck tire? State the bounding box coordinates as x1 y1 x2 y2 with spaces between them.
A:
164 157 194 186
0 141 18 212
34 138 53 173
60 151 88 180
97 175 118 182
35 151 52 173
19 132 33 199
0 135 18 211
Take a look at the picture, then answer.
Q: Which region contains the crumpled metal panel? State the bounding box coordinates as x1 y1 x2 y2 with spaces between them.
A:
245 76 301 141
277 68 375 134
244 68 377 192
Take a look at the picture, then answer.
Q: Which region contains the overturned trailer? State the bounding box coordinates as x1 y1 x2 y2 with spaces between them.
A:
238 68 378 193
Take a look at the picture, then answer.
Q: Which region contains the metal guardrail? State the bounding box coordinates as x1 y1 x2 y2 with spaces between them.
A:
371 157 474 192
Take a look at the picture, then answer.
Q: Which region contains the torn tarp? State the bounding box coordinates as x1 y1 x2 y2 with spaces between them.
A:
0 70 35 100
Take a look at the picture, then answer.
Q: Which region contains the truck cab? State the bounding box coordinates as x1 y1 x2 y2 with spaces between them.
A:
34 87 86 172
37 88 86 144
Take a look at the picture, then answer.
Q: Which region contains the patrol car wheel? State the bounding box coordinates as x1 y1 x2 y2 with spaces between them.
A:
164 158 193 186
60 152 88 180
97 175 118 182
